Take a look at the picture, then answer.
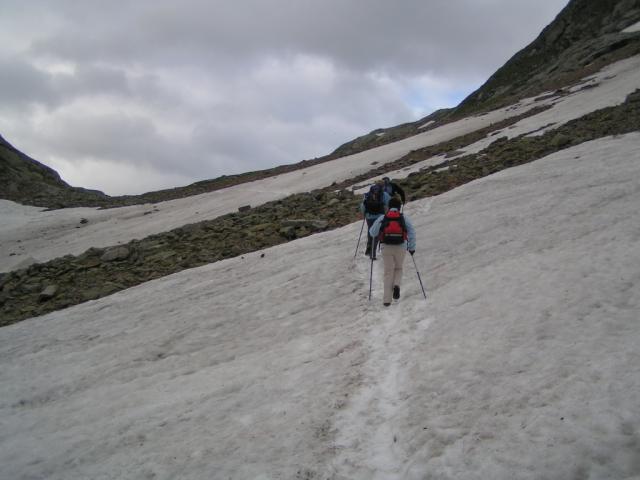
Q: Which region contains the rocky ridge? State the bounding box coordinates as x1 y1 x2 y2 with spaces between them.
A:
454 0 640 116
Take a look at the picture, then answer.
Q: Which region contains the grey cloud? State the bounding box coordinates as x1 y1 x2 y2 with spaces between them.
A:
1 0 571 194
27 0 569 77
66 65 130 96
0 57 148 113
35 112 188 173
0 57 59 109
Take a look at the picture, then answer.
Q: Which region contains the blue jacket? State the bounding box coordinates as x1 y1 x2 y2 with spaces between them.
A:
369 209 417 251
360 190 391 221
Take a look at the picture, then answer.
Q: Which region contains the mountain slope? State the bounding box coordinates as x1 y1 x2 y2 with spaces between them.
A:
0 134 111 208
2 1 640 477
0 133 345 209
453 0 640 116
1 134 639 479
1 53 638 324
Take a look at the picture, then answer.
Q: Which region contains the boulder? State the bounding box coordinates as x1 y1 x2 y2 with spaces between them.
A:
101 246 131 262
39 285 58 302
279 226 297 240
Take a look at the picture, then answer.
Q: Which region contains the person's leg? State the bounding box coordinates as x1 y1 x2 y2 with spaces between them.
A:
382 246 396 304
391 247 406 298
392 247 406 287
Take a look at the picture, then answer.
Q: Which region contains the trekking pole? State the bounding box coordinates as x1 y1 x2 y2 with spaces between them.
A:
354 217 366 260
368 253 374 301
411 254 428 300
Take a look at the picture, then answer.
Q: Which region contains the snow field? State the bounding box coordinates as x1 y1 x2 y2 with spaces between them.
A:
0 218 391 479
392 135 640 479
1 133 639 478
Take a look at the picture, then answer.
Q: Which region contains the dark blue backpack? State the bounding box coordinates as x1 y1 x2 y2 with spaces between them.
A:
364 185 385 215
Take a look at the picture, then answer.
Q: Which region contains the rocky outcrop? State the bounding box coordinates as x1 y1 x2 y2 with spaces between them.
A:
0 189 359 326
0 135 112 209
453 0 640 117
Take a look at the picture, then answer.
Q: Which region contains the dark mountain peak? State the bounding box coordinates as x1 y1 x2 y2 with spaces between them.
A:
0 135 111 209
453 0 640 117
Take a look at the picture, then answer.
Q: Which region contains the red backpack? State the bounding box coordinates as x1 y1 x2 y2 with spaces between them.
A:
378 210 407 244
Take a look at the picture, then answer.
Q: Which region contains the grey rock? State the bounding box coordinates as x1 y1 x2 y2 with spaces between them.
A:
311 220 329 230
551 133 572 148
282 219 329 230
83 257 102 268
23 282 43 294
39 285 58 301
101 246 131 262
279 226 297 239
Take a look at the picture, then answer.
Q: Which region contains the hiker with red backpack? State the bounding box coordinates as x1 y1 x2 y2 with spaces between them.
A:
360 182 391 260
368 197 416 306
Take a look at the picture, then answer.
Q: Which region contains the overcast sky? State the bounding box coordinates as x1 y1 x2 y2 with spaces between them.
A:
0 0 569 196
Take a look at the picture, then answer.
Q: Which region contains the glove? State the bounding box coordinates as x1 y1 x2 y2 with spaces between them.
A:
409 250 415 256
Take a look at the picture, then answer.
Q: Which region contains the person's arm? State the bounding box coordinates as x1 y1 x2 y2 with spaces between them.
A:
404 215 416 252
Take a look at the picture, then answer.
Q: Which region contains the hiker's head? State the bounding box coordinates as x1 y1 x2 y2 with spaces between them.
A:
383 177 390 184
389 198 401 210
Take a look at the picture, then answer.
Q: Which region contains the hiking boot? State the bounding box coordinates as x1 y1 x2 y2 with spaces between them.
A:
383 302 391 307
393 286 400 300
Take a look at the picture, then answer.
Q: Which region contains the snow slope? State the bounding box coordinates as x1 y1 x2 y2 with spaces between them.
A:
1 133 639 479
2 54 640 273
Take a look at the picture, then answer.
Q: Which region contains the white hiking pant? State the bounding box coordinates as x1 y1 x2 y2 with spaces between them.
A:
381 243 406 303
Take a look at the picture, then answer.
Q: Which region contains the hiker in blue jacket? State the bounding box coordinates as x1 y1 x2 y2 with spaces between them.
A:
369 197 416 306
360 182 391 260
